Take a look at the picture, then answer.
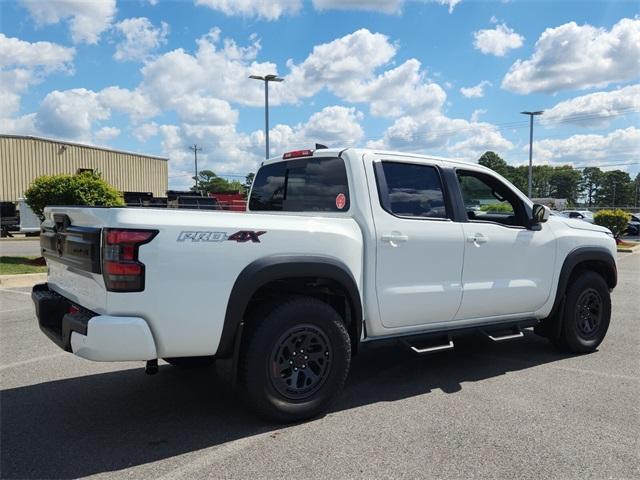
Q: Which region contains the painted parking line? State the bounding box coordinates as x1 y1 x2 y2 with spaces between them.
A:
0 352 68 371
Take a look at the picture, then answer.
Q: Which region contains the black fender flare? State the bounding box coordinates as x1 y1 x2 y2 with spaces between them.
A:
216 255 363 358
542 246 616 338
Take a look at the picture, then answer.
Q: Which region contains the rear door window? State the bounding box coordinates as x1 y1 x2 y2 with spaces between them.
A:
249 157 350 212
377 161 448 219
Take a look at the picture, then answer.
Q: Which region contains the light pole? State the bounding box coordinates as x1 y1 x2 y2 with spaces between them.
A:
521 110 544 198
249 74 284 159
189 144 202 193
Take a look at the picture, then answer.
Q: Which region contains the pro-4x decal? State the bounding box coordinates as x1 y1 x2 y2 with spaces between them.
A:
227 231 266 243
177 230 266 243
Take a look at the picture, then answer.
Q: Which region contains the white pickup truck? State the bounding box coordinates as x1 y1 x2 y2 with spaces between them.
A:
32 147 617 422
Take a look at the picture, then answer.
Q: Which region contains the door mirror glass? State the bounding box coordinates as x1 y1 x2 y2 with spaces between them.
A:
532 204 550 224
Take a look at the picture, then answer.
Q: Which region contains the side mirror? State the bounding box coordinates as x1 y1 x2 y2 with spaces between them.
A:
532 204 550 225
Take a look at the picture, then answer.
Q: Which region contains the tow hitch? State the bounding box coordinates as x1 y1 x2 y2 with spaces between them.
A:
145 359 158 375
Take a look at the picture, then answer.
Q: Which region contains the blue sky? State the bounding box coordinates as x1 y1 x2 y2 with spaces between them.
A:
1 0 638 189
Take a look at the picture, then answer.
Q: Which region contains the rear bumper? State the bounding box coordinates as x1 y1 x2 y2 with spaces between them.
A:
31 283 157 362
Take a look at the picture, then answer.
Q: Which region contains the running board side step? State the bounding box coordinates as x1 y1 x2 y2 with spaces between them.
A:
403 337 454 354
485 328 524 342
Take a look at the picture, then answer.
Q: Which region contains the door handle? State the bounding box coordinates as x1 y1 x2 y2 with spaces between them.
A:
381 233 408 247
467 233 488 244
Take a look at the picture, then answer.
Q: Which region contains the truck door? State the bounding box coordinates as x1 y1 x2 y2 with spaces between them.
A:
453 169 557 319
370 159 465 328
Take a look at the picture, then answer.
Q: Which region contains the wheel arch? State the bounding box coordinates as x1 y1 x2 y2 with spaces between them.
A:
216 255 363 359
547 246 617 322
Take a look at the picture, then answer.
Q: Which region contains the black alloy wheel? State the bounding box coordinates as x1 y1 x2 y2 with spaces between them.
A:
269 324 332 400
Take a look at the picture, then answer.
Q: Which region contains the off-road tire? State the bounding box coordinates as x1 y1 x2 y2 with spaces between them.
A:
242 296 351 423
557 271 611 353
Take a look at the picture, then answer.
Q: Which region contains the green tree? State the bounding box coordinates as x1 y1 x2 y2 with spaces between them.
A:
579 167 603 207
549 166 581 205
243 172 255 198
478 151 509 176
530 165 555 198
24 171 124 219
192 170 243 194
595 170 634 207
505 166 528 194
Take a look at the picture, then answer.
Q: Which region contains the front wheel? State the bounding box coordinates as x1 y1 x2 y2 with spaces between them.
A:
557 271 611 353
242 297 351 423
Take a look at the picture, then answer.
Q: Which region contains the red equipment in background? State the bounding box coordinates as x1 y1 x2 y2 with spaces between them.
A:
208 191 247 212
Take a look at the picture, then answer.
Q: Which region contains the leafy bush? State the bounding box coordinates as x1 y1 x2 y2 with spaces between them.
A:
480 203 513 213
25 171 124 219
593 209 631 239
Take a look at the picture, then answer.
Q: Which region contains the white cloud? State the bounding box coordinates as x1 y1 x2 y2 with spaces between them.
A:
542 84 640 127
18 86 158 143
471 109 487 122
0 34 75 116
141 29 275 110
172 95 238 125
368 112 513 160
533 127 640 166
312 0 404 14
502 17 640 94
19 0 116 44
98 86 159 122
0 113 37 136
114 17 169 62
195 0 301 20
35 89 110 142
337 59 446 117
460 80 492 98
0 34 75 72
95 126 121 142
433 0 462 14
269 106 364 153
196 0 461 18
140 27 444 120
473 23 524 56
284 29 397 103
133 122 160 142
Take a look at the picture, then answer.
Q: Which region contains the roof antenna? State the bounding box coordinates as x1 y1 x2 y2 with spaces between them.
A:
315 143 328 150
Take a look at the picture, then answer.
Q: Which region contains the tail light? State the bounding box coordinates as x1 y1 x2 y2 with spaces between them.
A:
283 149 313 159
102 228 158 292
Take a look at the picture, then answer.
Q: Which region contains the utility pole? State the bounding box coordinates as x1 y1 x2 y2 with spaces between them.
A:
249 74 284 159
520 111 544 198
189 144 202 194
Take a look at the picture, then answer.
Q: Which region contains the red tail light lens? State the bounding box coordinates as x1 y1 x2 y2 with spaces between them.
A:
283 149 313 159
102 228 157 292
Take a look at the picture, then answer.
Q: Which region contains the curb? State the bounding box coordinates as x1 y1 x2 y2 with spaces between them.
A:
0 273 47 288
617 245 640 253
0 236 40 242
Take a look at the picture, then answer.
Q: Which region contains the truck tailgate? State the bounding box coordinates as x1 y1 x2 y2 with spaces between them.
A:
41 208 109 313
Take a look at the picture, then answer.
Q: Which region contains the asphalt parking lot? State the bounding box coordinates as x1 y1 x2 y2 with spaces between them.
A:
1 252 638 480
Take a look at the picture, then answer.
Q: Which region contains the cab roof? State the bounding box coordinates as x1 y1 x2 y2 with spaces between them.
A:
263 147 489 172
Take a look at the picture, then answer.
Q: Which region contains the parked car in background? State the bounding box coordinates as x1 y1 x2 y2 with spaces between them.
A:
626 214 640 236
560 210 594 223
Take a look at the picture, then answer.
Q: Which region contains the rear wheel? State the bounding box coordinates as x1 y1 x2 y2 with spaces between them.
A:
556 271 611 353
242 297 351 423
163 356 216 368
